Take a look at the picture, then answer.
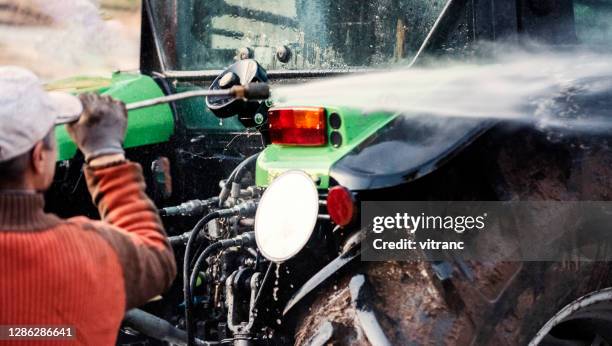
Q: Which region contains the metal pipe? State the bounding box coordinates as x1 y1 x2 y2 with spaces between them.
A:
60 83 269 124
126 83 270 111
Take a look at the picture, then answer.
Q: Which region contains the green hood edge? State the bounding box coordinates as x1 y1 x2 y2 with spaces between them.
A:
256 106 396 189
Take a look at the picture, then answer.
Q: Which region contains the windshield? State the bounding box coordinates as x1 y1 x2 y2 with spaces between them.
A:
574 0 612 48
148 0 446 71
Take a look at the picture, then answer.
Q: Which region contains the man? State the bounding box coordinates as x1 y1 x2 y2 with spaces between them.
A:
0 66 177 345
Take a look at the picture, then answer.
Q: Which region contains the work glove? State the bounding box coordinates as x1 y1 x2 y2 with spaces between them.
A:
67 93 127 163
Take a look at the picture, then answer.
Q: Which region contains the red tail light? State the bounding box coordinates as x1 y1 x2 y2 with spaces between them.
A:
268 107 326 146
327 186 355 227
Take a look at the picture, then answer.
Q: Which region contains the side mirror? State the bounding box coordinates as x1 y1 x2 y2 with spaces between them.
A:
206 59 269 127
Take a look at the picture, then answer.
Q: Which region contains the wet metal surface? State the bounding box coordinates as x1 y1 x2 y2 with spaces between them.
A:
331 116 493 190
283 247 359 315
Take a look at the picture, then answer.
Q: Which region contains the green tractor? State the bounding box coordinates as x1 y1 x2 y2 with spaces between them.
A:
48 0 612 345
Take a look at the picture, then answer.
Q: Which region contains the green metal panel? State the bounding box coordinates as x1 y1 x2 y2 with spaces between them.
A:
256 106 396 189
52 72 174 161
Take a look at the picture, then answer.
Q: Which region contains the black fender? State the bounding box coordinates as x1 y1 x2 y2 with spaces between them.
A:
330 116 494 190
283 237 361 315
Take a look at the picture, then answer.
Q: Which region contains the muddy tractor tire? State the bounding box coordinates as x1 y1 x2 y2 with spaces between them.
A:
293 115 612 345
293 260 612 345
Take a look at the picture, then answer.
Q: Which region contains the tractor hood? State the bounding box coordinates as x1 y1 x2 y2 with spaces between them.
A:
256 104 492 191
51 72 174 161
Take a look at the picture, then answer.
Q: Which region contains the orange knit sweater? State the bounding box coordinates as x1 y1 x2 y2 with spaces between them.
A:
0 162 177 345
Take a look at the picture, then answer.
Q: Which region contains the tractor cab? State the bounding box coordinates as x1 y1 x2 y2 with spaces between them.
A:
138 0 587 194
48 0 609 223
49 0 450 217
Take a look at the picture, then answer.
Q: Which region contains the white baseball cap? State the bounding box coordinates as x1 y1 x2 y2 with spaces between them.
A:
0 66 83 162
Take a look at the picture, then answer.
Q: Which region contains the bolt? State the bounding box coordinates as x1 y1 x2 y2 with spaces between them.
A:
254 113 264 125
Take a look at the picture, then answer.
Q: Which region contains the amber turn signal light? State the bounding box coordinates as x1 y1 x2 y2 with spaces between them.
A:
268 107 327 146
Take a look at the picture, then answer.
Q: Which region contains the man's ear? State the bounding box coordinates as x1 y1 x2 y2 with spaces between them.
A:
30 141 45 174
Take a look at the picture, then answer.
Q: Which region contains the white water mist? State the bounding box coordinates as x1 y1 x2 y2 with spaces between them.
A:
0 0 139 79
273 47 612 133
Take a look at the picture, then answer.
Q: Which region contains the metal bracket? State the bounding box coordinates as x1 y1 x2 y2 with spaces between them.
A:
226 271 261 335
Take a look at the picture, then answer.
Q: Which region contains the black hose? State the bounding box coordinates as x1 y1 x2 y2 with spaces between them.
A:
183 211 221 346
185 242 223 345
124 309 211 346
160 197 219 217
168 231 191 246
233 152 259 185
218 152 260 206
182 201 257 345
186 232 256 346
190 241 208 267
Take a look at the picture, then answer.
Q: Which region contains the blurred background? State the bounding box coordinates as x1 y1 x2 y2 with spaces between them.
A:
0 0 141 80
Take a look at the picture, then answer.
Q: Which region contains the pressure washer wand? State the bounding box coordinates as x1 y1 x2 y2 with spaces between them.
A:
126 83 270 111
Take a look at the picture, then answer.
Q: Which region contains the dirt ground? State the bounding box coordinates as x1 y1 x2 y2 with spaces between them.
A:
0 0 141 80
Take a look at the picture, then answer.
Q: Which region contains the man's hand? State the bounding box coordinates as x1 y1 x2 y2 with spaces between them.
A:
67 93 127 163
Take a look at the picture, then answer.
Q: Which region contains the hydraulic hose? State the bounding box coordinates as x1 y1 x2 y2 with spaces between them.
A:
218 152 260 206
123 309 211 346
183 202 257 346
185 241 223 346
189 232 256 299
160 197 219 217
168 231 192 246
186 232 255 346
183 211 221 346
233 153 259 186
